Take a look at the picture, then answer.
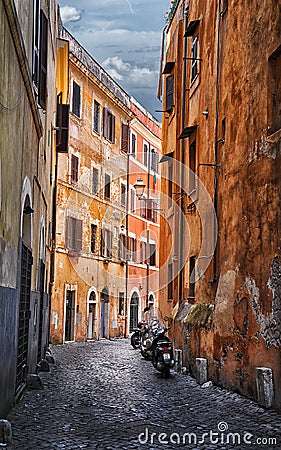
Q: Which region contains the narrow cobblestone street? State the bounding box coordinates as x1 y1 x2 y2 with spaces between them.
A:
7 340 281 449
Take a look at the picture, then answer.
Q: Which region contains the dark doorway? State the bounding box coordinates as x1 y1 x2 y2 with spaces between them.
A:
16 242 33 392
100 288 109 338
65 290 75 341
88 291 97 340
129 292 139 331
37 260 45 362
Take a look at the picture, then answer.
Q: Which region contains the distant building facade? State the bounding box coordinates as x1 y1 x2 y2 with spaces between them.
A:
50 29 162 344
0 0 59 416
159 0 281 408
126 99 161 335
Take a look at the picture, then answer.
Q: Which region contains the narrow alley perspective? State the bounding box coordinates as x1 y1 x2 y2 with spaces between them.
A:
7 340 281 450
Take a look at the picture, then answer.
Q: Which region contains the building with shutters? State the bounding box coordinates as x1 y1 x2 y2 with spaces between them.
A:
0 0 60 416
126 98 161 335
50 27 162 344
159 0 281 408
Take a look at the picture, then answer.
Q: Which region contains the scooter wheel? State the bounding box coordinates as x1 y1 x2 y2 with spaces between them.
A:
131 334 140 349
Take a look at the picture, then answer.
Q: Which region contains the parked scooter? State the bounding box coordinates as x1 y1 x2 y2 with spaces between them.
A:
140 317 161 359
151 326 174 376
130 320 148 349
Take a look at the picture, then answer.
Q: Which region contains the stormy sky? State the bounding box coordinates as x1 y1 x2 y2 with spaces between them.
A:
58 0 171 121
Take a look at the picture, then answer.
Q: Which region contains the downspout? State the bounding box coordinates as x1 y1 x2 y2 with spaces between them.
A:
212 0 223 283
146 143 151 308
179 1 189 304
124 123 130 337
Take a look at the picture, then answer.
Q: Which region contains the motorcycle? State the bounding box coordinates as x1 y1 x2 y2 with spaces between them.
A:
140 317 161 359
151 326 174 376
130 320 148 349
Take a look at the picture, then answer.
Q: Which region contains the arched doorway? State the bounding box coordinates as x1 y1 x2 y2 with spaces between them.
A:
16 193 33 391
88 289 97 340
100 288 109 338
129 292 139 331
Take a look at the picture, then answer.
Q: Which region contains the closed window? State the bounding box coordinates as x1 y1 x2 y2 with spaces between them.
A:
191 37 199 83
129 237 137 262
189 140 196 191
149 243 156 267
143 143 148 166
93 100 100 133
151 150 159 173
131 132 137 157
119 292 125 316
118 234 126 260
72 81 81 117
101 229 112 258
103 108 115 142
168 263 173 300
91 224 97 253
130 189 136 213
104 173 111 199
38 10 48 109
146 200 157 223
92 168 99 194
121 183 126 206
166 74 174 111
66 217 83 252
71 155 79 183
121 123 129 152
189 256 196 298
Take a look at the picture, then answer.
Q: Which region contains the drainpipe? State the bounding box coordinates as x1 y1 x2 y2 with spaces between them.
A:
179 2 189 305
212 0 223 284
124 124 130 337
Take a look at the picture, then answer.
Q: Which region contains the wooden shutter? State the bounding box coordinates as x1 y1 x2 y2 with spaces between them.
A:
72 81 81 117
166 74 174 111
56 103 70 153
104 173 110 199
111 114 116 142
121 123 129 152
75 219 83 252
92 168 99 194
103 107 108 139
101 229 105 256
38 10 48 109
71 155 79 183
66 216 71 249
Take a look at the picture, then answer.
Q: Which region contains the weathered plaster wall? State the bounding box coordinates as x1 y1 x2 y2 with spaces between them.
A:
161 0 281 408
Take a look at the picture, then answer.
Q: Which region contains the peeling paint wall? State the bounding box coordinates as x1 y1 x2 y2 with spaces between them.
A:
160 0 281 408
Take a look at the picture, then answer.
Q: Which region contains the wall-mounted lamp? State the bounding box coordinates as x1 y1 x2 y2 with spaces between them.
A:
134 179 146 200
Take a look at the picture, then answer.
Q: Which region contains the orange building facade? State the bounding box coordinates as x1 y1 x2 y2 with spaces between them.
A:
50 29 161 344
126 99 161 335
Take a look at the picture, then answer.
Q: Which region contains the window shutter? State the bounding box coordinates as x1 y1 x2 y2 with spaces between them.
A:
75 219 83 252
109 231 113 258
151 150 159 171
66 216 71 249
72 81 81 117
92 168 99 194
121 123 129 152
71 155 79 183
111 114 116 142
101 230 105 256
166 74 174 111
104 173 110 199
103 107 108 139
38 10 48 109
56 103 70 153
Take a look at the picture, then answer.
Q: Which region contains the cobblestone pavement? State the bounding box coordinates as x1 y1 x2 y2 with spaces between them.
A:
7 339 281 450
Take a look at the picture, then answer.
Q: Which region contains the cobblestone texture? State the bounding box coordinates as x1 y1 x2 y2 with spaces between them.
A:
7 340 281 449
